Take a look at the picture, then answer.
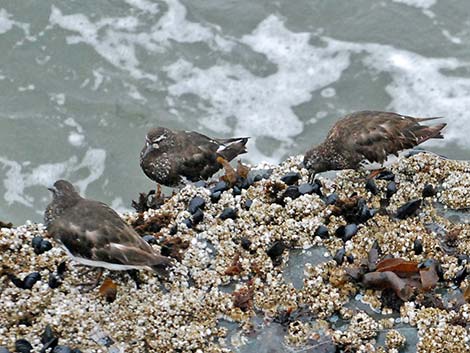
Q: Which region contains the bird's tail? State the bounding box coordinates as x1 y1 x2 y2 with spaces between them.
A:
416 121 447 143
216 137 249 161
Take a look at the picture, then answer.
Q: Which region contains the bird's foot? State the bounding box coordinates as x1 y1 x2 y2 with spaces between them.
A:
308 172 316 184
76 268 104 292
217 156 237 185
155 184 162 200
127 269 142 289
367 168 386 179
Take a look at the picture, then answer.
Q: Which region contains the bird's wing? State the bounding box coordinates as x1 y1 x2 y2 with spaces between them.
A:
327 111 445 164
48 200 169 267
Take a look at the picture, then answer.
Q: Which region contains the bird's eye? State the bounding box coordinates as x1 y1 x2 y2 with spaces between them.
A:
152 143 159 149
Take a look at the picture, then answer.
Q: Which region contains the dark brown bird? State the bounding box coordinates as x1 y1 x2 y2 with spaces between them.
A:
304 111 446 178
140 127 249 187
45 180 172 275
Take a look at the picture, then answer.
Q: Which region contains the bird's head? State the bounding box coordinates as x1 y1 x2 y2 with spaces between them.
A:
303 149 330 181
142 127 173 159
47 180 80 201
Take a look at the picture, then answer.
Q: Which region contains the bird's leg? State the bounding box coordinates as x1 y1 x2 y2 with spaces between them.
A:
308 172 316 184
77 268 104 292
127 269 142 289
155 184 162 200
367 168 386 179
216 156 237 185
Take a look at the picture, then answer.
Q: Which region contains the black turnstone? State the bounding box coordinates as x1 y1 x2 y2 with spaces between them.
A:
304 111 446 178
45 180 172 277
140 127 249 187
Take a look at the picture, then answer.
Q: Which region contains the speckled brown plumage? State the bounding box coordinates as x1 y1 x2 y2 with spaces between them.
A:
45 180 172 272
304 111 446 175
140 127 249 187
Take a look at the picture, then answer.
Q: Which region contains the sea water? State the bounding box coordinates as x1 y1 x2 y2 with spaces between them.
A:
1 0 470 224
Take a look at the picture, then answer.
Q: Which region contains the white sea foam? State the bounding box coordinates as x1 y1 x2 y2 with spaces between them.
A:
45 0 470 161
391 0 436 9
165 15 351 162
0 8 14 33
0 8 33 42
0 148 106 207
124 0 160 14
48 0 232 85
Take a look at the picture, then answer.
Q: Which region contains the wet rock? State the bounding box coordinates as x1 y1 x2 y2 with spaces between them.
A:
333 248 346 265
376 170 395 181
280 172 300 185
314 225 329 239
325 193 338 205
244 199 253 210
414 239 423 255
188 196 205 214
71 350 83 353
282 185 300 200
15 339 33 353
142 234 158 244
0 347 9 353
335 224 358 242
386 181 397 199
395 199 422 219
48 273 61 289
52 347 72 353
422 184 436 198
220 208 237 220
248 169 273 184
23 272 41 289
298 183 314 195
192 208 204 225
365 179 379 195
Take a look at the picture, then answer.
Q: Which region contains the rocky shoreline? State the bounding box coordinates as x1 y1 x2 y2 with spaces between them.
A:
1 153 470 352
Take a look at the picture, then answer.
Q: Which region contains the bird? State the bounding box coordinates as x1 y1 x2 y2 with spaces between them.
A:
44 180 172 288
140 127 249 187
303 111 446 179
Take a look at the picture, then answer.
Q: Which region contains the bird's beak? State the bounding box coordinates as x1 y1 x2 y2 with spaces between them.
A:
47 186 57 194
142 144 153 160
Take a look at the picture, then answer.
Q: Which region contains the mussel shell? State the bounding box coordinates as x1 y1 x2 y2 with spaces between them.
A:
23 272 41 290
220 207 238 220
395 199 421 219
314 225 329 239
365 179 379 195
188 196 205 214
280 172 300 185
266 241 286 259
15 339 33 353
